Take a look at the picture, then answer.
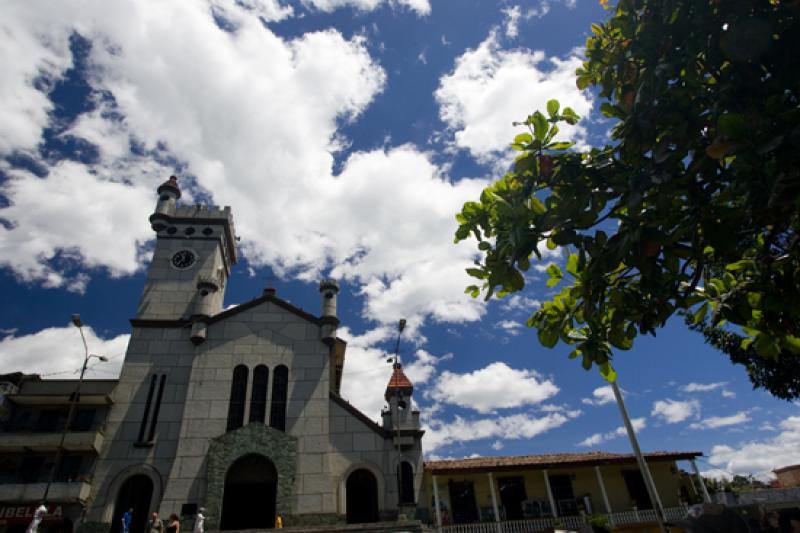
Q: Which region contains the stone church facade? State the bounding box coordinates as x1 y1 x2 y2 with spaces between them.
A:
82 177 425 531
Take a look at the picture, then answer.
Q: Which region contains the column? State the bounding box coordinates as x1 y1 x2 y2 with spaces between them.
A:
594 466 615 527
432 475 442 532
690 459 712 503
487 472 501 533
543 469 558 518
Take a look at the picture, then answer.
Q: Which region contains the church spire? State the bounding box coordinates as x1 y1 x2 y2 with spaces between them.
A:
384 362 413 401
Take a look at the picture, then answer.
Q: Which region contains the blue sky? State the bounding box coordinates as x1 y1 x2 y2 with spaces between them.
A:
1 0 798 481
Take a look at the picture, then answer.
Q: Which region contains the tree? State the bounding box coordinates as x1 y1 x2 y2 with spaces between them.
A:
455 0 800 386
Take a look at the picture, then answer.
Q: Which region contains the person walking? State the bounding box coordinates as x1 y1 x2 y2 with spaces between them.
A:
274 514 282 529
148 512 164 533
193 508 205 533
121 509 133 533
26 503 47 533
166 514 180 533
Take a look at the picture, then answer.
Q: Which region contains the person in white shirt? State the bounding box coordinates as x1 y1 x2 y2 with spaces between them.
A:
26 503 47 533
193 508 205 533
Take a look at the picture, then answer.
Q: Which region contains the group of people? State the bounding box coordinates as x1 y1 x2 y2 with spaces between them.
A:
121 508 204 533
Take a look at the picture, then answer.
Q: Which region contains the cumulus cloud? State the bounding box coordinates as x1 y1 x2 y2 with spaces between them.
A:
0 324 129 378
581 385 615 406
425 410 579 452
651 399 700 424
301 0 430 15
500 294 542 313
495 319 523 336
0 1 491 331
689 411 750 430
681 382 726 393
429 362 559 414
435 30 593 165
577 417 646 447
707 415 800 481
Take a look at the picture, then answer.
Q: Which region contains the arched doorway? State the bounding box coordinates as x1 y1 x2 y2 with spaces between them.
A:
346 469 379 524
220 454 277 530
111 474 154 533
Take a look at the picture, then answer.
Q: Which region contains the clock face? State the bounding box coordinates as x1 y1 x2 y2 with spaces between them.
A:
171 249 197 270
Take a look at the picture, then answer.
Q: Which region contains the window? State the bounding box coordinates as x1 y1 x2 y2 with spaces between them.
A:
399 461 415 504
227 365 248 431
70 408 96 431
18 456 45 483
56 455 82 482
137 375 157 442
35 409 65 432
147 374 167 442
269 365 288 431
249 365 269 424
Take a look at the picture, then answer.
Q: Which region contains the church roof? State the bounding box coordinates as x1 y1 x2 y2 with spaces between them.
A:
425 450 702 474
384 363 413 400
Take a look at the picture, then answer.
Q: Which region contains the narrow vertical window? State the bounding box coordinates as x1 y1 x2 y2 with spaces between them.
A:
137 375 157 442
147 374 166 442
227 365 248 431
249 365 269 424
269 365 288 431
399 461 415 504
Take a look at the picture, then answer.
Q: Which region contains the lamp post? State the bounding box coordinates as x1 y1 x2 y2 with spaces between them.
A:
388 319 407 515
41 315 108 503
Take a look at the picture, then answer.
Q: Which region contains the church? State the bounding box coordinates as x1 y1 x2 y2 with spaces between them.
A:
80 176 425 532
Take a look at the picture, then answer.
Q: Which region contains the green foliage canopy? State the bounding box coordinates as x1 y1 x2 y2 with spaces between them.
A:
455 0 800 381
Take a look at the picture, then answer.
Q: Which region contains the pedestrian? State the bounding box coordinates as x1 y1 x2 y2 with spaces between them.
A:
166 514 180 533
121 508 133 533
26 503 47 533
274 514 282 529
193 508 205 533
148 512 164 533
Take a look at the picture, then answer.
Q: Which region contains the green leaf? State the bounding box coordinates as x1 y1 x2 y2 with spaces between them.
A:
566 253 579 275
691 302 709 324
599 362 617 383
530 197 547 215
546 141 575 150
538 327 559 348
514 133 533 145
546 263 563 287
782 335 800 355
532 111 548 141
547 99 560 117
466 267 485 279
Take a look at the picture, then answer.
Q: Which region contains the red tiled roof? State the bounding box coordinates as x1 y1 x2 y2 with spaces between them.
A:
385 363 413 399
425 450 702 474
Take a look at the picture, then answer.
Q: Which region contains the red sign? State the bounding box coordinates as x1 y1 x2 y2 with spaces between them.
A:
0 505 63 524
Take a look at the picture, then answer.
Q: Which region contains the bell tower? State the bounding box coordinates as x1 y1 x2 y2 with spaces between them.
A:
137 176 237 323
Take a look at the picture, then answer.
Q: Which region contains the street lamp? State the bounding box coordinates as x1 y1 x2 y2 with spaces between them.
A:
387 319 407 515
41 315 108 502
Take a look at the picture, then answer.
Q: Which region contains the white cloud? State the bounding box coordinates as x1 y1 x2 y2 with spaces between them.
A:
301 0 430 15
435 31 593 165
500 294 542 313
681 382 726 393
0 1 492 331
581 385 615 406
425 410 578 452
651 399 700 424
722 390 736 398
577 417 646 447
689 411 751 430
495 319 523 336
707 415 800 481
429 362 559 414
0 324 129 378
502 6 523 38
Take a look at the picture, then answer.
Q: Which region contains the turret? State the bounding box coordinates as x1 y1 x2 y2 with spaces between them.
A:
319 279 340 343
149 175 181 231
382 363 421 442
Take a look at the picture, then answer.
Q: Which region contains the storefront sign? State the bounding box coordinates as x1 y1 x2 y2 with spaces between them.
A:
0 505 63 524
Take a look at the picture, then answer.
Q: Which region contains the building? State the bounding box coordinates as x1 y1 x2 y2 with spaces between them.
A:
0 373 116 533
774 464 800 488
421 451 707 531
74 176 424 532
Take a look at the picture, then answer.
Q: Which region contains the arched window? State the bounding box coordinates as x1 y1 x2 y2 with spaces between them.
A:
227 365 248 432
399 461 415 504
269 365 288 431
249 365 269 424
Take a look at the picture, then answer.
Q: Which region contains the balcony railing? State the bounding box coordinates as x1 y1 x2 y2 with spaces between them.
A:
438 505 689 532
0 430 104 453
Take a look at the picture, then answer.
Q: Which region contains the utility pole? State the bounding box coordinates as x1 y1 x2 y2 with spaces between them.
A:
391 319 406 515
611 380 667 533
